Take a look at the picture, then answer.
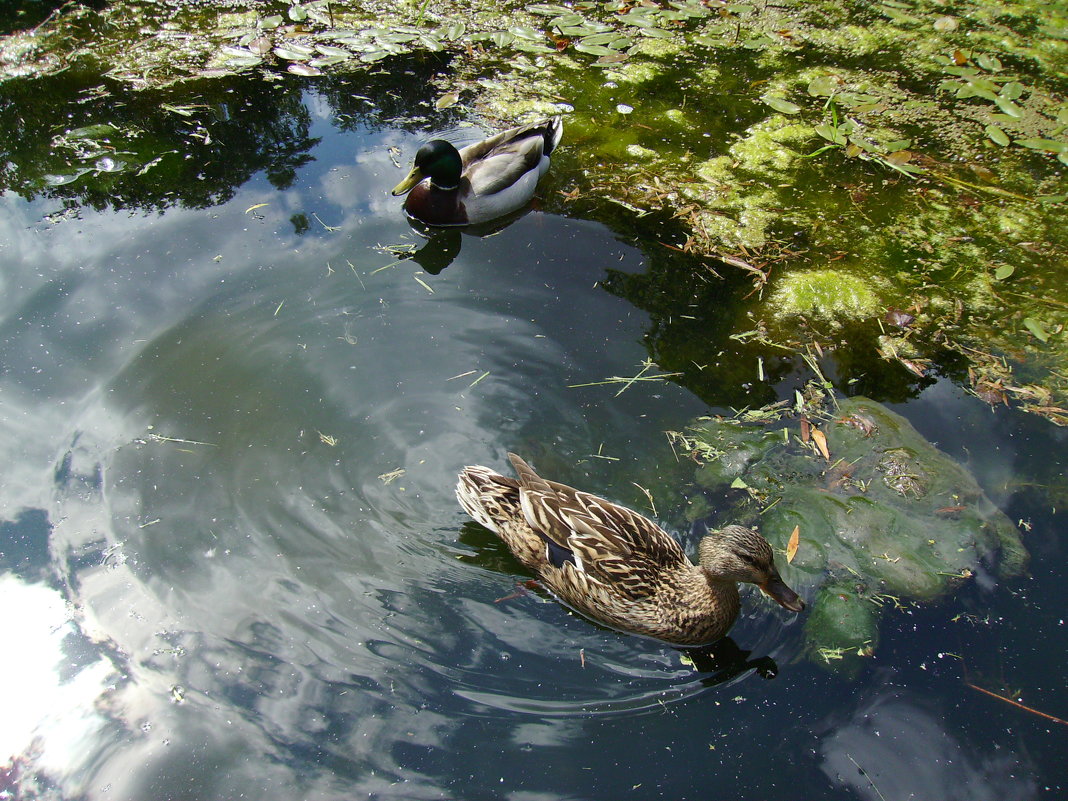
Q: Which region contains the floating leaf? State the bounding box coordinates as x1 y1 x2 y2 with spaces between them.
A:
1022 317 1049 342
884 150 913 165
510 26 543 40
548 14 585 28
815 123 847 145
1015 138 1068 154
274 46 312 61
976 53 1003 71
730 477 750 489
259 15 284 29
994 264 1015 280
933 16 958 32
811 428 830 460
488 30 515 47
995 96 1024 118
440 21 466 40
575 42 615 55
765 97 801 114
315 44 352 58
807 75 838 97
786 526 800 563
287 63 322 77
882 139 912 152
985 124 1010 146
999 81 1024 100
288 5 308 21
417 35 445 52
436 91 460 109
526 3 572 15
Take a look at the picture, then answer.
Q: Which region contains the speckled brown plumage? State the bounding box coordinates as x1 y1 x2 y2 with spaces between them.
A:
456 453 804 646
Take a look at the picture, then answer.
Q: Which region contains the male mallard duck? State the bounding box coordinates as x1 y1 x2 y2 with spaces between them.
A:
456 453 804 646
391 117 563 226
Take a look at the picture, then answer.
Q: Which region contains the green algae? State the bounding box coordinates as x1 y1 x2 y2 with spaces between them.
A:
672 395 1028 670
768 269 884 324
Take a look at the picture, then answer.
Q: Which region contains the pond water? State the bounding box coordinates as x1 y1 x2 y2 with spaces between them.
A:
1 74 1066 800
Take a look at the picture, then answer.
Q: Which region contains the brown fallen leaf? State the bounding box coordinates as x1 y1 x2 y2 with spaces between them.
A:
786 525 800 563
811 428 830 460
800 416 811 442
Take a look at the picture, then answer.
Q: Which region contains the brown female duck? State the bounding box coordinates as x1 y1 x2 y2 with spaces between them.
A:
456 453 804 646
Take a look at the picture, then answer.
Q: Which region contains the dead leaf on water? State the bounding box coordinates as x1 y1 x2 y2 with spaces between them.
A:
811 428 830 460
786 525 800 563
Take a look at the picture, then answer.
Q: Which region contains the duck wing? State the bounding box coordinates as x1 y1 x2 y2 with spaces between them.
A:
459 118 562 196
508 453 688 599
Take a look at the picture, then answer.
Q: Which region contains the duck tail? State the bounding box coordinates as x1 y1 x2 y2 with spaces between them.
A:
543 116 564 157
456 465 521 534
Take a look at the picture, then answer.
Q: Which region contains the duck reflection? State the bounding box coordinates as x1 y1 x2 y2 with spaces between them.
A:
402 208 531 275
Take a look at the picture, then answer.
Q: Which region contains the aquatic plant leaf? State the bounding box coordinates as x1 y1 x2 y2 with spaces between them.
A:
999 81 1024 100
995 96 1024 118
440 22 466 40
513 40 556 53
274 46 314 61
765 97 801 114
526 3 572 15
436 92 460 109
638 27 675 39
985 124 1010 146
994 265 1014 280
1022 318 1049 342
417 35 445 51
315 45 352 58
309 55 348 68
287 63 321 77
260 15 284 29
976 53 1003 71
288 5 308 21
580 31 621 45
488 31 515 47
815 124 847 145
575 42 615 55
548 14 585 28
807 75 838 97
882 139 912 152
786 525 800 563
510 26 543 41
1015 138 1068 154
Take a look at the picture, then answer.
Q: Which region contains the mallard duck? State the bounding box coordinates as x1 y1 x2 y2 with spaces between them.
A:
391 117 563 226
456 453 804 646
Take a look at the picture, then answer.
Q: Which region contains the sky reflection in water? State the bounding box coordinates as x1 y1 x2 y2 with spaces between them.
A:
0 90 1057 800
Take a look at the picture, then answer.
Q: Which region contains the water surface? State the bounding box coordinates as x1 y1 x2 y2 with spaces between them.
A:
1 79 1065 801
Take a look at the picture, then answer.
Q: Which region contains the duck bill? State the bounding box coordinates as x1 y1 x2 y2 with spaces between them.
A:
760 574 805 613
391 168 424 196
